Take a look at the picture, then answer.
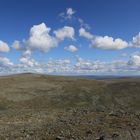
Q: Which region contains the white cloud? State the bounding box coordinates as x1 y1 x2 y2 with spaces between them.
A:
26 23 75 52
74 56 105 72
19 50 38 67
128 54 140 66
79 28 128 50
78 18 90 30
1 53 140 75
47 58 70 66
22 50 31 57
66 8 76 19
12 40 20 50
132 32 140 47
28 23 58 52
74 57 128 74
0 40 10 52
2 20 140 75
79 28 93 40
73 54 140 74
92 36 128 50
59 8 76 20
54 26 75 41
0 57 14 75
0 57 13 67
64 45 78 52
12 40 27 51
20 57 38 67
46 58 72 73
59 8 91 32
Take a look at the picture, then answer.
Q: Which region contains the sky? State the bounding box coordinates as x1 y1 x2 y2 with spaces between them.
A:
1 0 140 75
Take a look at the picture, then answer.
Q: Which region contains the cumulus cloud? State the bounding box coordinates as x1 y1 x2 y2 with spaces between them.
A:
48 58 70 66
12 40 26 51
64 45 78 52
1 53 140 75
19 50 38 67
132 32 140 47
12 40 21 50
54 26 75 41
20 57 38 67
0 57 16 75
46 58 72 73
1 18 140 75
92 36 128 50
79 28 93 40
0 57 13 67
9 23 75 53
0 22 77 74
74 56 105 72
128 54 140 66
74 56 129 74
79 24 140 51
23 23 75 52
74 54 140 74
28 23 58 52
43 57 130 75
79 27 128 50
0 40 10 52
0 57 14 75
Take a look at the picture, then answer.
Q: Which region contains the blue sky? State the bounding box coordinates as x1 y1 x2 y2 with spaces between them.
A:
0 0 140 75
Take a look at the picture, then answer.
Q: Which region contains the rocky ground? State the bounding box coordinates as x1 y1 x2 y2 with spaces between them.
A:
0 73 140 140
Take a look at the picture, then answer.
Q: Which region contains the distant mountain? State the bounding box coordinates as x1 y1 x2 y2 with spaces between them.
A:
79 75 140 80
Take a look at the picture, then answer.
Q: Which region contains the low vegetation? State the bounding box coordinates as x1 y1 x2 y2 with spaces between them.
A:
0 73 140 139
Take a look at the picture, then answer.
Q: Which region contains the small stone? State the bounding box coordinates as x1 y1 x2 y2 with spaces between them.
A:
132 127 136 130
112 133 119 138
26 134 30 138
109 111 118 116
86 130 92 135
55 136 63 140
96 135 105 140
